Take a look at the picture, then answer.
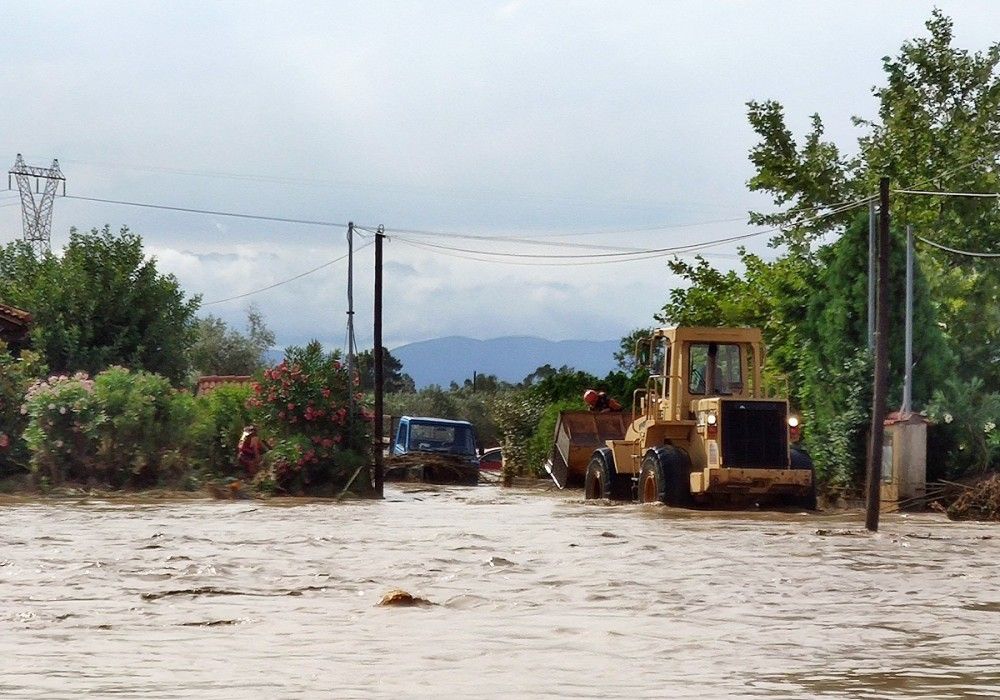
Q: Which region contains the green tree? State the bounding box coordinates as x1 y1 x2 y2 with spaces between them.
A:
489 390 545 486
356 347 415 393
798 215 952 485
0 227 200 384
189 305 275 378
747 9 1000 387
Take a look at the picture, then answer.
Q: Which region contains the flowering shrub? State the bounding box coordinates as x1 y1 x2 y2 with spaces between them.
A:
23 366 195 488
250 342 372 495
0 344 47 476
22 372 102 484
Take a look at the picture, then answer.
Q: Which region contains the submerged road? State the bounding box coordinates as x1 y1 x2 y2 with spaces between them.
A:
1 485 998 698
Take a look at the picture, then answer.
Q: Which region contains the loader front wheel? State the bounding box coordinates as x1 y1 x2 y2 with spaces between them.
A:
584 450 630 501
638 447 692 507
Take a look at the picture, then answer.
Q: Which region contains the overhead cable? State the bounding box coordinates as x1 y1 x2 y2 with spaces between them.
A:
64 194 351 229
389 197 870 265
916 235 1000 258
201 241 373 305
895 189 1000 199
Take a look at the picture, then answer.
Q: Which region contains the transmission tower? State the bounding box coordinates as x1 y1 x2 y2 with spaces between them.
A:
8 153 66 256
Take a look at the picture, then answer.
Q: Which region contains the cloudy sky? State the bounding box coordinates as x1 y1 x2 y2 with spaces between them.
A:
2 1 997 354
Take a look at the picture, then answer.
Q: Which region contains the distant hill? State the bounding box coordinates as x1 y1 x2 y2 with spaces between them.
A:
391 336 621 388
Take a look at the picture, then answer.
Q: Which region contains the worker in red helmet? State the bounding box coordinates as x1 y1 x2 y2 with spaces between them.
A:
583 389 622 413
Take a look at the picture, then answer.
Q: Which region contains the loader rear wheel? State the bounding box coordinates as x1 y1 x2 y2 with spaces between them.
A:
638 446 692 507
789 446 818 511
584 449 630 501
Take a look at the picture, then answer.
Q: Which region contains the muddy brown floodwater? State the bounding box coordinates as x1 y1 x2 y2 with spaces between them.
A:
2 485 999 699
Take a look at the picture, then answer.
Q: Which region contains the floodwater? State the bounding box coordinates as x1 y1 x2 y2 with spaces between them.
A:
1 486 998 699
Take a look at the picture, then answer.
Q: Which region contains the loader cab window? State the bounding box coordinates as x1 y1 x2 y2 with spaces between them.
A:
689 342 743 395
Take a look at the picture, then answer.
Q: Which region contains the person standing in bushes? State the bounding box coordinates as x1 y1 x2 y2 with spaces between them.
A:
237 425 264 476
583 389 622 413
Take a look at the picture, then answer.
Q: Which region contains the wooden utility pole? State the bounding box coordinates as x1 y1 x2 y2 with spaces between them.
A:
373 225 385 499
865 178 891 532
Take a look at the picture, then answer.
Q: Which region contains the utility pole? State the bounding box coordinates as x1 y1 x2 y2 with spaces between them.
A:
345 222 358 446
902 224 914 414
865 178 891 532
8 154 65 257
373 225 385 499
867 199 876 350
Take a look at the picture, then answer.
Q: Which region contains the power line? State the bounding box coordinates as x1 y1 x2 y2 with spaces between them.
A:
201 241 373 305
388 197 870 266
895 189 1000 198
378 195 873 243
916 235 1000 258
64 194 352 229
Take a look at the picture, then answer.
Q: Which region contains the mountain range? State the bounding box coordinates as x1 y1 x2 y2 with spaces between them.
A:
390 336 621 388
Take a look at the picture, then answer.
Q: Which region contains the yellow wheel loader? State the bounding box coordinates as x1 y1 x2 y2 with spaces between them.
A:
552 327 815 509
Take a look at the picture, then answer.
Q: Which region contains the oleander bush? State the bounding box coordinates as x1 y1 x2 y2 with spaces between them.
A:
249 341 373 495
23 366 196 488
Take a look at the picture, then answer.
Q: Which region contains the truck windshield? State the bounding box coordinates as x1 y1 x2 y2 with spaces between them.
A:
689 343 743 395
408 422 477 456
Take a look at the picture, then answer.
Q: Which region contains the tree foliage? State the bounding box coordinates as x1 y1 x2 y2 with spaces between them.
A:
630 11 998 486
356 347 415 393
0 227 200 384
189 305 275 378
747 10 1000 388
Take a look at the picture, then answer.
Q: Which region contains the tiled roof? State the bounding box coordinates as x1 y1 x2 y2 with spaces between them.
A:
0 303 32 326
196 375 253 395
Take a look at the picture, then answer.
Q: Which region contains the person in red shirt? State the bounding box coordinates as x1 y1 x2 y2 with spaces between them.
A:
237 425 264 476
583 389 622 413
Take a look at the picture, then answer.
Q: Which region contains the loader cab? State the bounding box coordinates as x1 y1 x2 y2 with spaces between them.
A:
636 327 763 422
687 342 744 397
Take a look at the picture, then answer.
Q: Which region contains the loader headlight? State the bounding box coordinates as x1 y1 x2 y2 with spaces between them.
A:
706 413 717 426
787 416 799 428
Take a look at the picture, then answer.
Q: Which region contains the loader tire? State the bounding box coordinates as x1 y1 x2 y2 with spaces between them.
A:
584 449 630 501
789 446 817 511
638 446 692 507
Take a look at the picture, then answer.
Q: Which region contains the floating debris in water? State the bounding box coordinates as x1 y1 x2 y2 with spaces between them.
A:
377 589 434 607
486 556 516 567
815 529 872 537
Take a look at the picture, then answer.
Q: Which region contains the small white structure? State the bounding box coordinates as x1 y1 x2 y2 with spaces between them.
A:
880 411 927 504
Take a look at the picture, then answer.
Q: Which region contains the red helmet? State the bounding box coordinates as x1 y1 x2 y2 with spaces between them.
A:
583 389 599 407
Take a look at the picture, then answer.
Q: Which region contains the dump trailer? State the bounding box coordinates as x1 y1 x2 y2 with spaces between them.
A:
567 327 815 508
547 411 629 488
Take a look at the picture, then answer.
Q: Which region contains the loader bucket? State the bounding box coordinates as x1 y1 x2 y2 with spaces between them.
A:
547 410 628 488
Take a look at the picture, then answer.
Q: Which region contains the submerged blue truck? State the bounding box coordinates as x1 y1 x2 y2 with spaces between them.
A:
387 416 481 485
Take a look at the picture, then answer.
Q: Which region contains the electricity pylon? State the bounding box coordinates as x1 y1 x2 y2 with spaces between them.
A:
8 154 66 256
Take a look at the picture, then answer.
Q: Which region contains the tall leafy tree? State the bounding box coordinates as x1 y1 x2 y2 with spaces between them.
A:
747 9 1000 386
356 347 415 393
0 226 200 384
799 215 952 485
189 305 275 377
